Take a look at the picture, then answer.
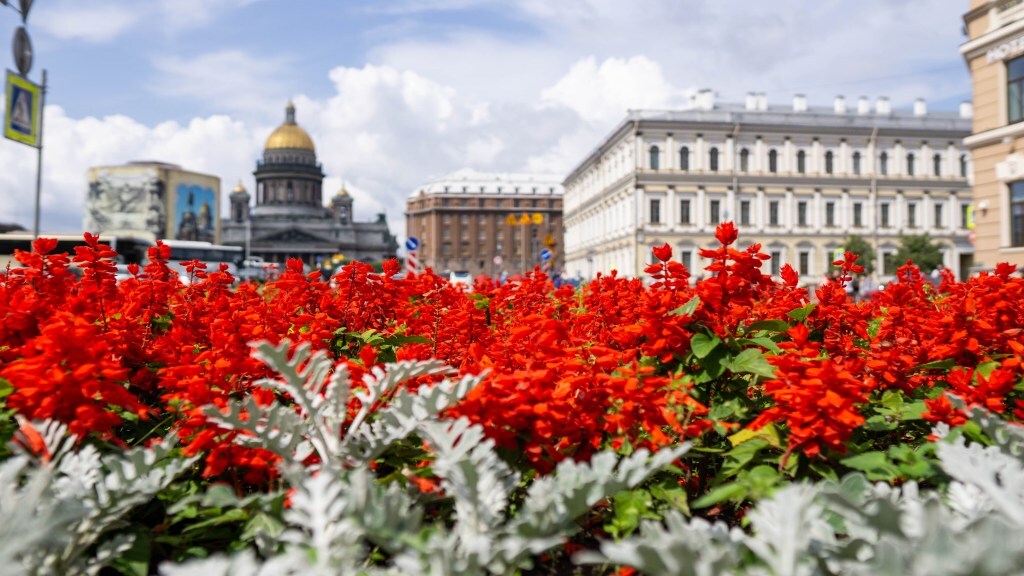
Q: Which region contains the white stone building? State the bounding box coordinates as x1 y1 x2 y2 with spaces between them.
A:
562 91 974 284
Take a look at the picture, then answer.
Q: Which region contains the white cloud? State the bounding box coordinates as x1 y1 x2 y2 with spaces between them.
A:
35 1 141 43
541 56 687 124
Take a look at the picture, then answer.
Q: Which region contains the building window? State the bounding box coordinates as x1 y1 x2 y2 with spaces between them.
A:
1013 182 1024 246
907 153 916 176
709 199 721 224
908 203 918 228
649 146 660 170
798 251 810 276
680 199 691 224
797 150 806 174
740 200 751 226
769 200 780 226
852 151 862 175
960 203 970 229
709 147 719 172
740 148 750 172
797 201 808 226
960 154 968 177
1009 55 1024 124
460 214 469 225
681 250 693 272
934 203 944 228
770 250 782 275
880 152 889 175
768 149 778 173
442 228 452 241
680 147 690 171
933 153 942 177
881 203 891 228
853 202 863 227
825 151 834 174
825 201 836 227
650 198 661 224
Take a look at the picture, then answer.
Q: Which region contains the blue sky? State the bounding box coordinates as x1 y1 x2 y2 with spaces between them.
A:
0 0 973 237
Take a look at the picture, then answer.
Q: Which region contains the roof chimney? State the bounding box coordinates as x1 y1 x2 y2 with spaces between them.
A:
745 92 758 111
875 96 891 115
857 96 870 115
792 94 807 112
833 95 847 114
757 92 768 111
913 98 927 116
960 101 974 118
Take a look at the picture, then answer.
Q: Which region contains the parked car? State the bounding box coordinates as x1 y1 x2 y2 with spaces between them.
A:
449 270 472 291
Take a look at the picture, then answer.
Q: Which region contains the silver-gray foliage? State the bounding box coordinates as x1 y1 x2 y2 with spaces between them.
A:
579 405 1024 576
0 419 196 576
163 339 691 576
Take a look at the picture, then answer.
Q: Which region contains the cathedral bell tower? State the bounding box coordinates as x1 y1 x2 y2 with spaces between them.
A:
252 101 326 218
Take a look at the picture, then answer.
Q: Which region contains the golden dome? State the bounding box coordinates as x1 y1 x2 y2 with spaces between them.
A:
335 185 349 197
232 180 246 193
264 101 315 152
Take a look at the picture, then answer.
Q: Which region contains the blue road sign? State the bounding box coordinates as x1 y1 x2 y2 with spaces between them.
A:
539 248 552 261
405 237 420 251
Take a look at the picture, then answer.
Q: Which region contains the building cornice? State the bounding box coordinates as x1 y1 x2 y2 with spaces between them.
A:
963 120 1024 147
961 12 1024 61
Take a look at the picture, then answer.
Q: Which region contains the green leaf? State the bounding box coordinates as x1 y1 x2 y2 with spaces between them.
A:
690 333 721 359
747 319 790 333
914 358 955 371
840 451 900 482
736 336 782 355
241 511 286 542
671 295 701 317
0 378 12 399
787 303 817 322
111 528 151 576
725 348 777 379
976 361 1000 378
693 482 747 509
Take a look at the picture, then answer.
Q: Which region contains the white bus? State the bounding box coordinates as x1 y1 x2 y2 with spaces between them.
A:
0 232 155 279
160 239 243 282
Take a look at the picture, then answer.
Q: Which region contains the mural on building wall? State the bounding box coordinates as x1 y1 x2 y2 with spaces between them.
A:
174 184 216 242
84 168 166 235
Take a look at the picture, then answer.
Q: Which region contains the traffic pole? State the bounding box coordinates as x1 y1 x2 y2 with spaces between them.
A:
32 68 45 239
406 250 418 275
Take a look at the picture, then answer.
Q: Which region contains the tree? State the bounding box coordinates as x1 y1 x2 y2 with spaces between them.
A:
841 235 875 274
892 233 943 274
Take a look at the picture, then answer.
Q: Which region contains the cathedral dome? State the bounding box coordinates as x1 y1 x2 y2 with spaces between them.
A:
264 101 315 152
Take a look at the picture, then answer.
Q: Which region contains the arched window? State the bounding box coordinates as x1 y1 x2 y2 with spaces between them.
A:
649 145 660 170
709 147 719 172
287 181 294 202
739 148 750 172
879 152 889 176
852 151 862 175
796 150 806 174
933 153 942 176
768 149 778 173
824 151 834 174
906 153 916 176
680 147 690 171
960 154 968 177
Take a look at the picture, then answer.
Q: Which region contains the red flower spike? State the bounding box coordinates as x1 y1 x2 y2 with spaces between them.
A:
652 243 672 263
714 221 738 246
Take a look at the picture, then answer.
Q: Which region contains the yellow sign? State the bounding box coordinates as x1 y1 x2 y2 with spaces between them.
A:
832 248 844 262
518 214 531 225
966 205 975 230
505 214 518 225
544 234 555 246
531 213 544 225
4 71 41 147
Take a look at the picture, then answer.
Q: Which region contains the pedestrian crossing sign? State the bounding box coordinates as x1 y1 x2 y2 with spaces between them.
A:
4 70 40 147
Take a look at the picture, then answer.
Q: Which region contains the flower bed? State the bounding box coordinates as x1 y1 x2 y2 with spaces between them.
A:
1 225 1023 574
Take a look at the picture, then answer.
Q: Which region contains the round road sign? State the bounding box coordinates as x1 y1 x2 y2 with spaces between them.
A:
539 248 552 262
405 237 420 251
12 26 32 77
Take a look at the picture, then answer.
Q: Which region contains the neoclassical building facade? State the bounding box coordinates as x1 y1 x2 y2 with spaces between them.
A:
563 92 974 284
962 0 1024 272
221 102 398 265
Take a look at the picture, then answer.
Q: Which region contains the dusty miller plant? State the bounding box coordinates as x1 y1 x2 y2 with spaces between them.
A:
578 401 1024 576
162 340 691 576
0 418 196 576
